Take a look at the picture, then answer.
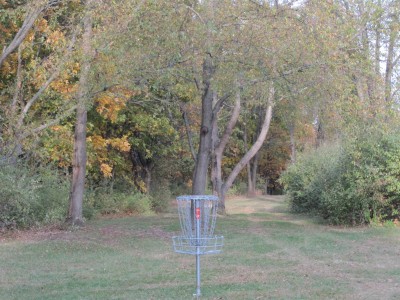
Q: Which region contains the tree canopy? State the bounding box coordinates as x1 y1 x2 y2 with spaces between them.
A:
0 0 399 226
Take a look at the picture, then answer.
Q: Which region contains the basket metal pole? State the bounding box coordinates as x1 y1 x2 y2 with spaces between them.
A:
195 199 201 298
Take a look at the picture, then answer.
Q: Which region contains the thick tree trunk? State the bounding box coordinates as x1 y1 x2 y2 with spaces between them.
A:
192 54 215 195
69 105 87 226
68 0 94 226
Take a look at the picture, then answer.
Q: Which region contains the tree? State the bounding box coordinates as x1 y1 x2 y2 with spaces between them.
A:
0 0 80 163
68 0 95 226
0 0 65 66
210 79 275 211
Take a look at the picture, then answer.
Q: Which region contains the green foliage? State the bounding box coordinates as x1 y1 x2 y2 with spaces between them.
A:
281 133 400 225
0 165 39 228
149 178 172 213
124 193 153 215
280 144 343 215
85 188 153 216
227 182 248 196
0 165 69 229
33 167 70 224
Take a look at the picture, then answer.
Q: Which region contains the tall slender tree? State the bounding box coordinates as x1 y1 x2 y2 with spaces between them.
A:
68 0 95 225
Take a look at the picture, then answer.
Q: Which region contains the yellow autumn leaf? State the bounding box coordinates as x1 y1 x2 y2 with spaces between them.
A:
91 135 108 149
110 136 131 152
100 163 113 178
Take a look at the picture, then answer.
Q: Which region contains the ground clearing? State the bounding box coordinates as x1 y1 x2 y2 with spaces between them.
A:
1 195 399 299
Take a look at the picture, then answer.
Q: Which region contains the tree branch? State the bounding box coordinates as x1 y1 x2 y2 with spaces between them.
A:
20 105 77 140
214 84 241 157
17 30 77 128
182 4 206 25
393 54 400 68
11 45 23 115
0 4 44 66
212 92 232 116
222 82 275 195
180 103 197 162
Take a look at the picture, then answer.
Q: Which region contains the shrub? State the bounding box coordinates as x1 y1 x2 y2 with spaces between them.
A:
0 165 38 228
0 165 69 229
33 168 70 224
87 187 154 216
280 143 344 214
281 133 400 225
125 193 153 215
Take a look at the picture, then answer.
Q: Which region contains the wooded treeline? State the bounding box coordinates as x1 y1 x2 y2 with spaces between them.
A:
0 0 399 227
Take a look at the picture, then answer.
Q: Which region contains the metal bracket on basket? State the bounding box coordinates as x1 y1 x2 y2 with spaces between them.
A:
172 235 224 255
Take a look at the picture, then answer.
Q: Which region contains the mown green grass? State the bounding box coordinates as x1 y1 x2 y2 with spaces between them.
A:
1 196 400 299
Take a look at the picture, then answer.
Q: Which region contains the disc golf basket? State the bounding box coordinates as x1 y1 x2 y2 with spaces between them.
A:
172 195 224 298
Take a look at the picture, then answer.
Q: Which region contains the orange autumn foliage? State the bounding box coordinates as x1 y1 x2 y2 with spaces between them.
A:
88 134 131 177
95 86 138 122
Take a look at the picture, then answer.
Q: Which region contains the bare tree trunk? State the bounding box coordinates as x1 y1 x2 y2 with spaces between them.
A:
192 54 215 195
211 94 220 196
68 0 94 226
243 125 254 195
244 124 261 197
210 84 241 211
248 108 263 196
374 1 382 78
250 151 260 194
219 84 275 213
385 11 398 103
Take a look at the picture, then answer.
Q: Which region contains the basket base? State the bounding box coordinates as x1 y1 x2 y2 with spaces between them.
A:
172 236 224 255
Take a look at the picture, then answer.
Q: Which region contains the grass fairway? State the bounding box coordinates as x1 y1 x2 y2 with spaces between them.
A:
1 195 400 299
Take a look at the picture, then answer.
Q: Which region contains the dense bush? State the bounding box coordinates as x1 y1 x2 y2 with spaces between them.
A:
280 133 400 225
0 165 69 229
0 161 179 230
85 188 154 216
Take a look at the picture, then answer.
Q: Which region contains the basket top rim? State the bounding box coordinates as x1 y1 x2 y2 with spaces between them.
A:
176 195 219 201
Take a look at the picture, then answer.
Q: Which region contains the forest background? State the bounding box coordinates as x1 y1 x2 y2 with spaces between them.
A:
0 0 399 228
